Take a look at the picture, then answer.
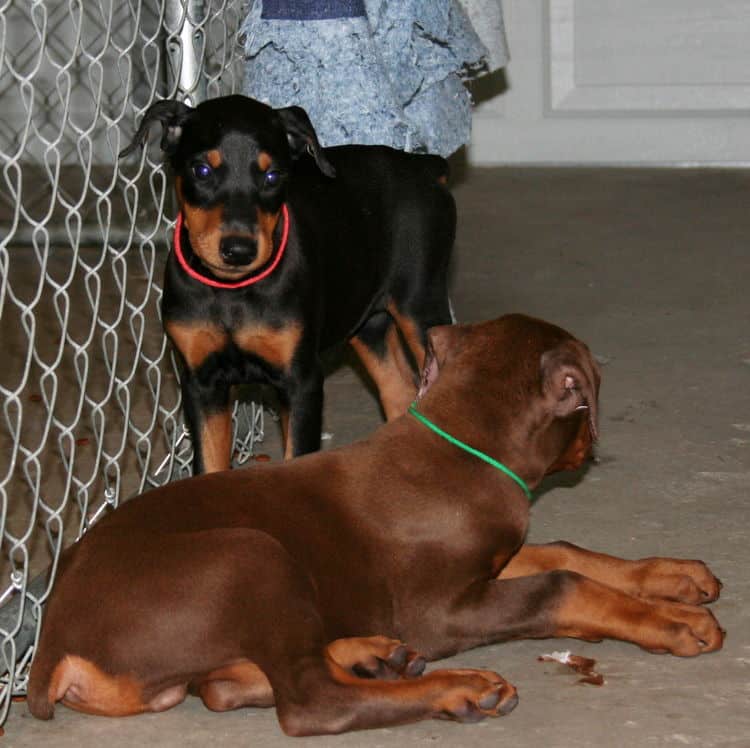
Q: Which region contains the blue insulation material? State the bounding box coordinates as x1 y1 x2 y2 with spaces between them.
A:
241 0 506 157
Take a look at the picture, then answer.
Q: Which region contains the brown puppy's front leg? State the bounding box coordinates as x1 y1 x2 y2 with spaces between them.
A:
499 541 721 604
448 571 724 657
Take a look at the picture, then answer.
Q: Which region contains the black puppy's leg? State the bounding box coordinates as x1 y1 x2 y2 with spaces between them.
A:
165 320 232 474
279 362 324 459
387 244 454 372
180 371 232 474
388 294 453 373
350 311 417 420
388 180 456 369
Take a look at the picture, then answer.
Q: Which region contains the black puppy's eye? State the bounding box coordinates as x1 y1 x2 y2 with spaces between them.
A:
193 163 213 179
264 170 280 187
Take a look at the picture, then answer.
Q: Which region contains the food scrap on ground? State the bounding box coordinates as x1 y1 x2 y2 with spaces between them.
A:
538 650 605 686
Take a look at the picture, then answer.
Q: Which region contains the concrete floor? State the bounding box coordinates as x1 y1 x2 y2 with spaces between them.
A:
5 167 750 746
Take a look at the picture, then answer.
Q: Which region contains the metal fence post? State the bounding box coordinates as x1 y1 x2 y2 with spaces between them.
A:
164 0 208 104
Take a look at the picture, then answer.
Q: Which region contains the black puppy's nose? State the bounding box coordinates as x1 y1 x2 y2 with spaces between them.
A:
219 236 257 266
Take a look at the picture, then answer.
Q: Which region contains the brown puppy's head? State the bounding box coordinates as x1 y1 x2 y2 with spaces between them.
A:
119 95 335 280
417 314 600 480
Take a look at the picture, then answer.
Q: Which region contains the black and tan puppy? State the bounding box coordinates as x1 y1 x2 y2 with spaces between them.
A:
120 95 455 473
28 315 723 734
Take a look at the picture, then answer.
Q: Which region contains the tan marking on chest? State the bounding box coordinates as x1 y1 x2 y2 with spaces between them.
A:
233 322 302 370
165 321 229 371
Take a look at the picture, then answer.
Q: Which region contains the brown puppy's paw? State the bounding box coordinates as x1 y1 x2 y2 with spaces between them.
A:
431 669 518 722
645 601 725 656
351 643 426 680
327 636 426 680
633 558 722 604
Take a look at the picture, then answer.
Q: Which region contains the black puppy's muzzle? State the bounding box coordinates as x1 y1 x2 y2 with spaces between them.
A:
219 235 257 266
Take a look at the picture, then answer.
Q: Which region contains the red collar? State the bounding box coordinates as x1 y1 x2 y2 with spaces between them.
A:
173 203 290 289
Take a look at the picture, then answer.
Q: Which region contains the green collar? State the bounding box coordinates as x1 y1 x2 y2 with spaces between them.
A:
407 402 533 501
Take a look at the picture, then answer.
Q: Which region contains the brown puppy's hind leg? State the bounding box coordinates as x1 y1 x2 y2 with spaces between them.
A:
190 661 275 711
42 655 185 717
325 635 426 679
272 654 518 736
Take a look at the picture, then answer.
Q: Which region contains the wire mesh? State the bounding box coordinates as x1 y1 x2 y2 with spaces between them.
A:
0 0 260 724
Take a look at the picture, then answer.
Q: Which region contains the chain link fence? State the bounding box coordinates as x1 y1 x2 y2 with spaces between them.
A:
0 0 263 724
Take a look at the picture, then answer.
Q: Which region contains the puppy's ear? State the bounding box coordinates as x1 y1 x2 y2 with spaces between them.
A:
540 340 600 440
119 100 194 159
417 324 463 398
276 106 336 178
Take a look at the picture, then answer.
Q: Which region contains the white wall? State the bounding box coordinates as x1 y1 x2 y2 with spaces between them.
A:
469 0 750 165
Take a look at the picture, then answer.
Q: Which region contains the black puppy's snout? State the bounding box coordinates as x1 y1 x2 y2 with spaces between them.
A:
219 236 257 266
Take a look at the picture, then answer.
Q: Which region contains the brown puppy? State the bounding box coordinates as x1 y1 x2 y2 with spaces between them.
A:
28 314 723 734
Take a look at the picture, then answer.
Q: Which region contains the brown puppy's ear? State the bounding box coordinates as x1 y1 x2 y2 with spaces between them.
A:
540 340 600 440
417 324 463 398
275 106 336 178
119 100 194 159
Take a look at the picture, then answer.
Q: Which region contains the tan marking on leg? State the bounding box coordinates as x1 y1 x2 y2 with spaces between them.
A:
326 636 403 670
437 174 448 185
325 636 425 679
551 576 724 656
206 149 223 168
498 542 614 581
200 409 232 473
387 302 426 370
48 655 148 717
278 405 294 460
233 322 302 371
499 542 722 604
257 151 272 171
165 321 228 371
194 660 274 711
350 326 415 420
